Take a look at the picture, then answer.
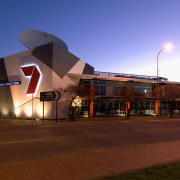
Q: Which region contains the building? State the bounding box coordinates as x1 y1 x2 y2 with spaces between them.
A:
71 71 180 117
1 30 180 119
0 30 93 119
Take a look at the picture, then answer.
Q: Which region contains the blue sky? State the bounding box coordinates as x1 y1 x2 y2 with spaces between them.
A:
1 0 180 81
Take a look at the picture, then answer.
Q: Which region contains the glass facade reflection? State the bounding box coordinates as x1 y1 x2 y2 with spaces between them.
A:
94 99 125 116
80 79 180 117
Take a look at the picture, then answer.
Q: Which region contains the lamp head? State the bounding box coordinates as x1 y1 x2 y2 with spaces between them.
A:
164 42 173 51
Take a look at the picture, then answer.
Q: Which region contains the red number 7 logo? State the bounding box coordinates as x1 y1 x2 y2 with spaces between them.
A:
21 65 41 94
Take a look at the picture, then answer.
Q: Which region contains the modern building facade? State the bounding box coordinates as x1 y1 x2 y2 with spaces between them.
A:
69 71 180 117
0 39 93 119
1 30 180 119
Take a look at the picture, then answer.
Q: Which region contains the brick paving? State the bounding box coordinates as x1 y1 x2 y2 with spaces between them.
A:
1 140 180 180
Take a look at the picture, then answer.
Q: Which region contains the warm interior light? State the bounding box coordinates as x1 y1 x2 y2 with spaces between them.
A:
164 42 173 51
25 107 32 117
15 108 21 116
37 105 43 117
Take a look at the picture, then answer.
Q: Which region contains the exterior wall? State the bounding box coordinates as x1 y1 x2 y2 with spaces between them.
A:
0 58 14 117
4 50 53 119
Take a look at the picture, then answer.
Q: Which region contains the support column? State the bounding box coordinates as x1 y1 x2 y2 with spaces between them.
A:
125 85 130 119
90 84 94 117
126 101 130 119
155 100 160 115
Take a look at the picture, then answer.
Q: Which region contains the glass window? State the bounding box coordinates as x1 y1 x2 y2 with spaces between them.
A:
93 80 106 96
81 79 91 88
177 101 180 110
100 81 106 85
107 101 113 115
81 100 89 111
151 101 155 110
94 80 99 85
94 85 99 95
144 101 150 110
100 86 106 96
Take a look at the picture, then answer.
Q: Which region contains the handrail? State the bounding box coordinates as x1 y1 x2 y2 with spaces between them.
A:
15 97 53 110
15 97 40 109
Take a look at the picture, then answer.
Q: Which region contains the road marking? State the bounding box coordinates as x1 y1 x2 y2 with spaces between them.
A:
149 120 165 122
60 124 77 127
39 125 57 127
119 121 132 123
0 139 46 145
156 128 180 131
1 130 49 134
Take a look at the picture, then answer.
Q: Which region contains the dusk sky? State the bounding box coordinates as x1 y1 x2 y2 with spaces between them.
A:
1 0 180 82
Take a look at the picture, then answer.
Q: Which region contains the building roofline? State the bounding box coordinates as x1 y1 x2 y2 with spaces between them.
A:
93 71 168 81
67 73 180 84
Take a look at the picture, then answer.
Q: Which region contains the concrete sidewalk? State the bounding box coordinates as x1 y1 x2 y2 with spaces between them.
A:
0 118 68 127
1 140 180 180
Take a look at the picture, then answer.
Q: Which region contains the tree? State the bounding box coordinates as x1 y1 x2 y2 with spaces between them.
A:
59 84 89 121
129 88 148 116
114 86 146 119
153 84 180 118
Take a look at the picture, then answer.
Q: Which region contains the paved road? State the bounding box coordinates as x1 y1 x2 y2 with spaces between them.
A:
1 118 180 163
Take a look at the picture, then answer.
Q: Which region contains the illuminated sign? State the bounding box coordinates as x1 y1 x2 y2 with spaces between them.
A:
21 65 41 94
40 91 61 101
0 81 21 86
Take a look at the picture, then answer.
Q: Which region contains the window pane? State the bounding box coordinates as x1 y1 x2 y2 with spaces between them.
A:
100 86 106 96
94 85 99 95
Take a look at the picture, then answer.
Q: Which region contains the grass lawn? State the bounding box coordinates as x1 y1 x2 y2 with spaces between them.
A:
93 161 180 180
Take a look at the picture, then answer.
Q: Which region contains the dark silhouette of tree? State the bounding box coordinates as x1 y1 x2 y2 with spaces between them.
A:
118 86 146 119
153 84 180 118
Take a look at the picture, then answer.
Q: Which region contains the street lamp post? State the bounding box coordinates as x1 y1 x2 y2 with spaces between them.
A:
157 48 165 116
156 43 173 116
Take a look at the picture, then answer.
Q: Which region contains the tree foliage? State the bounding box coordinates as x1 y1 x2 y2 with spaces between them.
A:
157 84 180 100
153 84 180 117
114 86 147 118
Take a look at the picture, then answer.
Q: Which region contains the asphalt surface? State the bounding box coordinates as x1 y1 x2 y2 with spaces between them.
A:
1 117 180 179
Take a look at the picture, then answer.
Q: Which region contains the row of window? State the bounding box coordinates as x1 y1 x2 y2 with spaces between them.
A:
80 99 180 117
81 79 155 97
